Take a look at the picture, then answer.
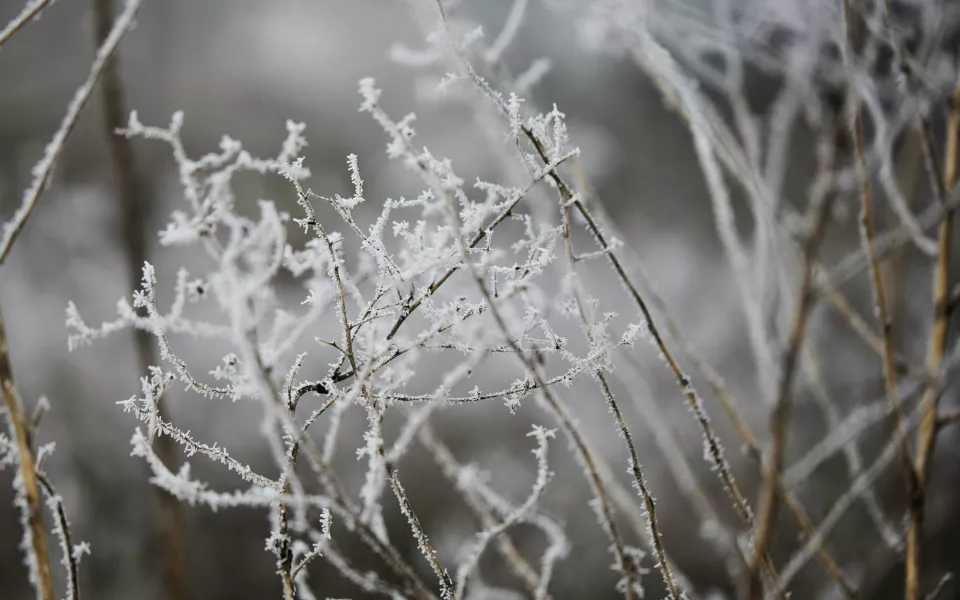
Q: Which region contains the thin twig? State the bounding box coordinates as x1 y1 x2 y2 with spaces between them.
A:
0 0 55 47
419 422 553 599
0 305 55 600
554 136 689 599
453 425 554 599
748 170 835 600
842 0 916 497
777 401 926 592
924 573 954 600
390 468 456 599
803 347 902 549
0 0 143 265
320 541 409 598
36 472 82 600
935 411 960 430
91 1 188 597
439 8 861 589
567 134 855 600
420 42 655 595
906 76 960 600
616 351 744 594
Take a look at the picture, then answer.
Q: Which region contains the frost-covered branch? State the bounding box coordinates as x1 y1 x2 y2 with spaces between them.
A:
0 0 55 47
0 305 54 600
0 0 142 265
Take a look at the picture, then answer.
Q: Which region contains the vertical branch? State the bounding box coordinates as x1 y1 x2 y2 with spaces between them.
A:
0 305 55 600
748 176 834 599
906 79 960 600
275 422 301 600
555 151 683 600
91 1 187 598
390 468 456 599
844 4 913 466
36 471 83 600
843 10 925 597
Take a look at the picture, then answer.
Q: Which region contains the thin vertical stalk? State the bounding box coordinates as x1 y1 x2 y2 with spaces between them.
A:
0 305 55 600
747 187 833 599
905 79 960 600
843 0 914 467
91 1 188 598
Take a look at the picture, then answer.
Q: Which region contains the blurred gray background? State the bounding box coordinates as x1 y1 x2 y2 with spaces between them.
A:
2 1 959 599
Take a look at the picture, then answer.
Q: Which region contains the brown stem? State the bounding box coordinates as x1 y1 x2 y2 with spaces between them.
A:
905 78 960 600
556 155 683 600
747 173 834 600
844 0 916 488
91 1 188 598
0 305 55 600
